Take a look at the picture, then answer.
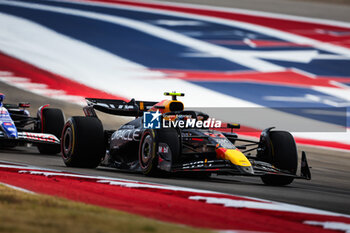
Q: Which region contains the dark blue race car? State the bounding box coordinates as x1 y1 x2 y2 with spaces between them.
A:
60 92 311 186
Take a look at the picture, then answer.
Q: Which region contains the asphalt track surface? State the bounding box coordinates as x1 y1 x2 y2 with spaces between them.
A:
1 0 350 217
1 83 350 215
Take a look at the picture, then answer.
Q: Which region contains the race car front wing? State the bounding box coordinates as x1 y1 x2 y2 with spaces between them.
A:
170 151 311 180
0 131 60 145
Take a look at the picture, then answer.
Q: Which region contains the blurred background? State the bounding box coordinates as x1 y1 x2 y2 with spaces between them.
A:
1 0 350 221
1 0 350 147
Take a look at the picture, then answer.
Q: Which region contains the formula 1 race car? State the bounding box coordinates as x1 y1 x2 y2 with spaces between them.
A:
61 92 311 186
0 93 64 154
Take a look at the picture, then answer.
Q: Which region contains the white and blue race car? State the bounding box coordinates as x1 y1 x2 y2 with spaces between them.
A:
0 93 64 154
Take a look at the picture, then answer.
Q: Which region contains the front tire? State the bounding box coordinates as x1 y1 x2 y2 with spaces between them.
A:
139 129 158 176
139 128 180 176
37 108 64 154
61 117 105 168
260 130 298 186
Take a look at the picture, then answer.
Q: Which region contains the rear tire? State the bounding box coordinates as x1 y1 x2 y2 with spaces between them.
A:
37 108 64 154
139 128 179 176
260 131 298 186
61 117 105 168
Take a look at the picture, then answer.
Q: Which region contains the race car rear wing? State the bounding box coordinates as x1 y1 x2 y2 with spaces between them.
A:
84 98 158 117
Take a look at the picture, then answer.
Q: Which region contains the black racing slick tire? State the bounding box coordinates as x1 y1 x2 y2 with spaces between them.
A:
139 128 180 176
61 117 105 168
260 131 298 186
37 108 65 154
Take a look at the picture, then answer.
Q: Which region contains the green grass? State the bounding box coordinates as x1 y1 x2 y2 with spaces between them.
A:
0 185 212 233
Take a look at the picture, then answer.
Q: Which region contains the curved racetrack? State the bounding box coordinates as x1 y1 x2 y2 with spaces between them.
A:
2 79 350 215
1 0 350 217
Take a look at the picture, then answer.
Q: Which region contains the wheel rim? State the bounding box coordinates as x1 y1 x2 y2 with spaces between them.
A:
62 127 72 158
141 135 152 165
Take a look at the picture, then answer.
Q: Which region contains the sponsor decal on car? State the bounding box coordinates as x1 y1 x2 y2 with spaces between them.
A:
158 145 169 153
18 132 59 143
112 129 141 141
5 127 16 132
